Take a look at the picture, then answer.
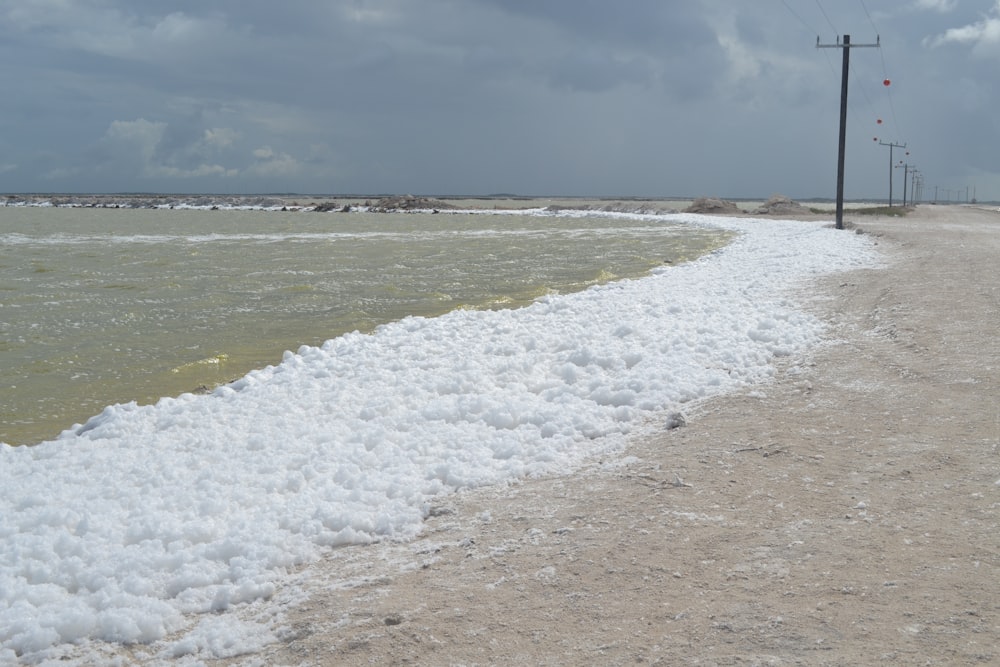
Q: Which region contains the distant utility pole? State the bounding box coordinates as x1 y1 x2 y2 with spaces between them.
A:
817 34 881 229
895 163 914 206
878 141 906 207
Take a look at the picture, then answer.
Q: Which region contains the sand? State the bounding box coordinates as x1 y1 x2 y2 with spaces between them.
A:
170 205 1000 665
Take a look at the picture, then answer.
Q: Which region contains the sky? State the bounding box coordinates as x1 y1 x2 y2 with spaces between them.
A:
0 0 997 200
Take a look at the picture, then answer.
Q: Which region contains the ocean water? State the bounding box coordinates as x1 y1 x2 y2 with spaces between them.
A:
0 204 731 445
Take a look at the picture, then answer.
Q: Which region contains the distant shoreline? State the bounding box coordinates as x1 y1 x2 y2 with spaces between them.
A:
1 192 925 213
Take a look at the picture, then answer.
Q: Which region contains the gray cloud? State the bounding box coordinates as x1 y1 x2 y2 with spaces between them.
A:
925 0 1000 52
0 0 998 199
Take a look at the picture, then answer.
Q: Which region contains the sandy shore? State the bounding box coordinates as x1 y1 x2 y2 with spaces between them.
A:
158 205 999 665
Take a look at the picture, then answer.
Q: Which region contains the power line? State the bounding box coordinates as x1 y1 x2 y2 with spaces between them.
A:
857 0 905 140
883 79 903 139
858 1 891 85
781 0 820 36
818 44 841 78
814 0 839 36
848 49 896 141
782 1 880 128
879 59 904 141
850 61 878 118
859 0 878 34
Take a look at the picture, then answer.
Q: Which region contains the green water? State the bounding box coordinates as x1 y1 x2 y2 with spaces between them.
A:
0 204 732 445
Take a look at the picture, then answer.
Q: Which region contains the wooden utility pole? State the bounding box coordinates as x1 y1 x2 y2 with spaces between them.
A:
895 162 914 206
879 140 906 207
817 34 880 229
911 169 922 204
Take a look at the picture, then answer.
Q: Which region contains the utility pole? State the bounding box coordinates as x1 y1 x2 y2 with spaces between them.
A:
817 34 880 229
895 163 913 206
909 169 921 204
878 141 906 207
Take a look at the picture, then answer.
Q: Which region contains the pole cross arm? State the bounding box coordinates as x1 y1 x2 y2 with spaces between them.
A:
817 35 880 48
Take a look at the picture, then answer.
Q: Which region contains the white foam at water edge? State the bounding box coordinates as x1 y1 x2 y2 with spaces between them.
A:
0 211 880 663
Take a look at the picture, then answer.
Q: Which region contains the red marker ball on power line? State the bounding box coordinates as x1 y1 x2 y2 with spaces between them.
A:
883 78 891 86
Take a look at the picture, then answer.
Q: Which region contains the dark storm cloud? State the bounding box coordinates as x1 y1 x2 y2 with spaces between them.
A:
0 0 998 199
480 0 703 48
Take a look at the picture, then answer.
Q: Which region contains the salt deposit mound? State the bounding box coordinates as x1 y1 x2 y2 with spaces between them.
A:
753 194 811 216
683 197 743 215
369 195 456 212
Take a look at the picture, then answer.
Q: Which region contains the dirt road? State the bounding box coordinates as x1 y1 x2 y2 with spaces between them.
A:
218 204 999 666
